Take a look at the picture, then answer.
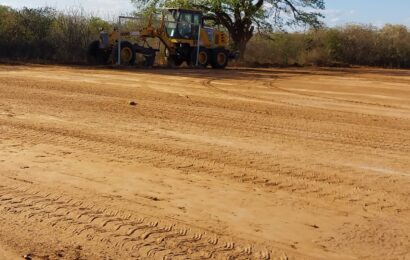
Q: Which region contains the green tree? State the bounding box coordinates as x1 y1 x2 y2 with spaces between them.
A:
131 0 325 58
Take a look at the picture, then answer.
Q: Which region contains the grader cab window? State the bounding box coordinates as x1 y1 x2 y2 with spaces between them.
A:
165 11 178 37
165 9 202 39
178 13 192 39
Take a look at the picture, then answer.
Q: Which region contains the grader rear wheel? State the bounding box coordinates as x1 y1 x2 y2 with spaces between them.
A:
114 41 136 65
211 49 228 69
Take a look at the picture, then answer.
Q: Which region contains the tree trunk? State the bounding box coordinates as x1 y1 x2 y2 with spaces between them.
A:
231 32 253 61
214 5 254 61
236 39 248 60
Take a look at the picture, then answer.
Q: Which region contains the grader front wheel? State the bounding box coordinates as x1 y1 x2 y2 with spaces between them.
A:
166 55 184 68
87 40 110 65
190 48 209 68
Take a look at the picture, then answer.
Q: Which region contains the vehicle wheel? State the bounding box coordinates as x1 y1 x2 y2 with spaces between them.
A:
87 40 109 64
190 48 209 68
144 54 156 67
211 48 229 69
114 41 136 65
166 55 183 68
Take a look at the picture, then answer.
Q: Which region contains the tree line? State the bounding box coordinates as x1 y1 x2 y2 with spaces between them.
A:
0 5 409 68
247 24 410 68
0 5 109 63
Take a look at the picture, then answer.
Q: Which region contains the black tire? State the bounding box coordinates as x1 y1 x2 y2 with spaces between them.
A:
166 55 183 68
87 40 109 65
113 41 136 65
189 47 209 68
143 54 156 67
211 48 229 69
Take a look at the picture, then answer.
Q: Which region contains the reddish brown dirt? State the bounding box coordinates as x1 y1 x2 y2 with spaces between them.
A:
0 65 409 259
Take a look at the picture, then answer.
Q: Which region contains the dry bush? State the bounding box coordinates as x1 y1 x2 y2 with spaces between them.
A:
247 24 410 68
0 5 112 63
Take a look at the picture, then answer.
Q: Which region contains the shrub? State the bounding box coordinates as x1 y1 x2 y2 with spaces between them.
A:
0 5 113 63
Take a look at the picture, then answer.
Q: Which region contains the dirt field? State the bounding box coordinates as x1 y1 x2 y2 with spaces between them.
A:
0 64 409 260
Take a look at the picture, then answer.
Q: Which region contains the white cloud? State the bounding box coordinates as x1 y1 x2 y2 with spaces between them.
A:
322 9 357 27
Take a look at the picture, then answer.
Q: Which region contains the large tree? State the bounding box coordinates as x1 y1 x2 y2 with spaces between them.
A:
131 0 325 58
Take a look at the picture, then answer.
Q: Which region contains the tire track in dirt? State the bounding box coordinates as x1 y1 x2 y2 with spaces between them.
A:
203 77 406 116
4 75 410 135
201 78 300 107
0 183 275 259
2 90 410 210
2 119 410 217
142 102 410 154
266 80 405 109
1 65 410 259
199 79 410 153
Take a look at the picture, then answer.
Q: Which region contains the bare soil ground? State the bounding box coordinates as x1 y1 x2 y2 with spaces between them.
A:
0 64 409 260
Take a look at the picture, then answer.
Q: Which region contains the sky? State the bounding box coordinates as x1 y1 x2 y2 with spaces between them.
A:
1 0 410 27
324 0 410 27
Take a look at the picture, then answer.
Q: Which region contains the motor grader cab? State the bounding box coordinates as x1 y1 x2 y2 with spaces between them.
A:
162 8 232 68
165 8 201 40
87 8 236 69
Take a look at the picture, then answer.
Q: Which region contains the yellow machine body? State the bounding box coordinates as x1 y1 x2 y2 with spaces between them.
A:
88 8 234 68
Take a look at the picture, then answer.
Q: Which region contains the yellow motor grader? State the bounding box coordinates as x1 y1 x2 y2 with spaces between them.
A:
87 8 237 69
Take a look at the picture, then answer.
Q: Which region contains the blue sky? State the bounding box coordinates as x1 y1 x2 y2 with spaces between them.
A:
324 0 410 27
1 0 410 27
